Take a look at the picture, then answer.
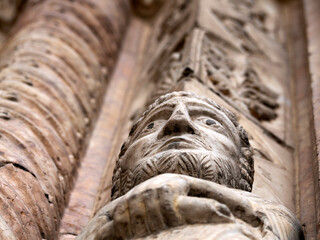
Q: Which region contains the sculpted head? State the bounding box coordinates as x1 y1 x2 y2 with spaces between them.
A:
111 92 253 199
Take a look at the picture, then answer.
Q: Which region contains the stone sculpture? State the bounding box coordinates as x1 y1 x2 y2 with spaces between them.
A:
77 92 303 239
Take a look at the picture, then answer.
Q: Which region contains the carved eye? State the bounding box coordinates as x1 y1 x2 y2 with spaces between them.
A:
195 116 223 129
147 122 154 129
206 119 216 126
132 119 166 141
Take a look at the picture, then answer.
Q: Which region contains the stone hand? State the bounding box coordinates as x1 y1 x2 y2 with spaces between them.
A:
102 173 264 239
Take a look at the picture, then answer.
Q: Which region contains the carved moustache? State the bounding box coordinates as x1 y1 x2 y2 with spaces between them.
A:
142 136 214 158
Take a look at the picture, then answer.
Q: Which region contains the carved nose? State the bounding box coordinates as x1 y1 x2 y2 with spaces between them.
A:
157 108 197 139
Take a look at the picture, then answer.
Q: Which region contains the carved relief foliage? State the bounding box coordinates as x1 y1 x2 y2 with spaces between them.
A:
202 35 279 121
149 0 285 122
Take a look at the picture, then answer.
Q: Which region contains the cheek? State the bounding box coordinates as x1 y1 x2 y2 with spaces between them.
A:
203 131 239 156
121 134 157 169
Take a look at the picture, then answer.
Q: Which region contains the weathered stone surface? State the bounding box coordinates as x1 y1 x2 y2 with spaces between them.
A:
120 0 295 214
59 15 152 238
176 80 295 210
302 0 320 238
0 0 129 239
77 92 303 239
141 0 291 145
59 0 318 239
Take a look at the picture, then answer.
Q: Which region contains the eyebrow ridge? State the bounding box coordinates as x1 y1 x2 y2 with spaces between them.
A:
130 106 174 141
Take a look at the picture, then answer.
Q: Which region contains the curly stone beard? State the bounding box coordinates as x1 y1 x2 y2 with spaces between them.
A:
116 150 251 198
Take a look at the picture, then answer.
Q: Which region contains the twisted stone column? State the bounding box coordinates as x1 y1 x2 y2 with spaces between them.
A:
0 0 129 239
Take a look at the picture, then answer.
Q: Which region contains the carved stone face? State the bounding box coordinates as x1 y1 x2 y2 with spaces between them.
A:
112 92 253 199
124 96 241 165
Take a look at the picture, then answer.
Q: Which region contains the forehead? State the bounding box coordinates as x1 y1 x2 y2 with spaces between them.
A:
147 96 226 118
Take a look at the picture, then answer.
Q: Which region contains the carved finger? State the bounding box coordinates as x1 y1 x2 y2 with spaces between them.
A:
112 199 132 239
127 193 149 238
186 176 245 204
142 188 166 233
176 195 234 224
157 184 183 228
183 176 260 224
147 173 190 195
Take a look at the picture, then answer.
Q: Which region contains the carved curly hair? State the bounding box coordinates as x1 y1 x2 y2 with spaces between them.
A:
111 91 254 199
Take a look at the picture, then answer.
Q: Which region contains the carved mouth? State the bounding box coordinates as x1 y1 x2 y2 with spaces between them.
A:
159 137 203 151
142 137 209 157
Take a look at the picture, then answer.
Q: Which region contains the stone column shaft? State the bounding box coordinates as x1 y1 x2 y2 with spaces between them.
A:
0 0 129 239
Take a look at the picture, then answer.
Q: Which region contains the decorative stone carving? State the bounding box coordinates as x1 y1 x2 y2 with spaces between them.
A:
202 34 280 121
139 0 291 144
77 92 303 239
146 52 182 106
147 31 280 122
